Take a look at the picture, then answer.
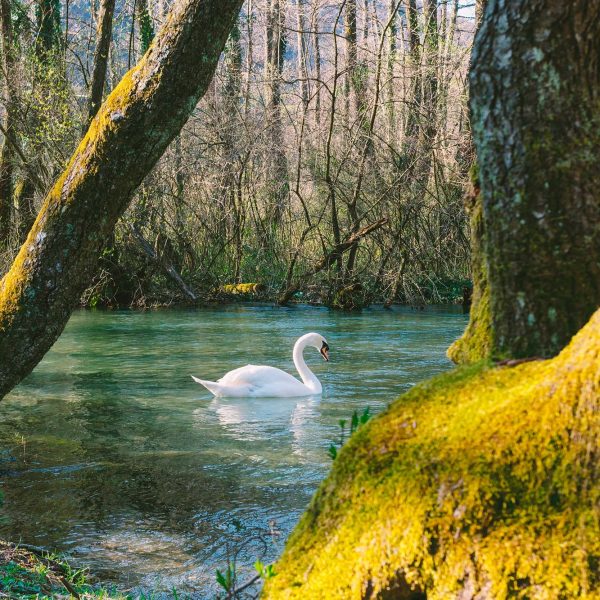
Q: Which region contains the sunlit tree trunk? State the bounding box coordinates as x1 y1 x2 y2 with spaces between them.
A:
222 18 244 279
265 0 289 222
0 0 243 399
244 0 253 116
411 0 438 183
403 0 420 145
311 0 321 124
466 0 600 359
385 0 397 143
344 0 357 121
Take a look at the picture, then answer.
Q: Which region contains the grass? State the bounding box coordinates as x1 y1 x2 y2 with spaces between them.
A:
0 541 132 599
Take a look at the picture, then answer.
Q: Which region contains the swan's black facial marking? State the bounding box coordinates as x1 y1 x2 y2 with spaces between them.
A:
320 341 330 362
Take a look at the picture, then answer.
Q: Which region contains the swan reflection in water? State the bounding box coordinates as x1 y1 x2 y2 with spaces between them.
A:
204 395 321 457
191 333 329 457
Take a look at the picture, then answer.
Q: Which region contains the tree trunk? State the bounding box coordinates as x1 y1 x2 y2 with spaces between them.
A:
403 0 420 144
311 0 321 123
136 0 155 55
344 0 357 120
411 0 438 184
469 0 600 359
36 0 62 57
265 0 289 222
296 0 309 108
0 0 243 399
85 0 116 127
447 166 491 363
385 0 397 143
0 0 16 244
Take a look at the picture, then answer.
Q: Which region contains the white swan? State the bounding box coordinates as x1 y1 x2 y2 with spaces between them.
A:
191 332 329 397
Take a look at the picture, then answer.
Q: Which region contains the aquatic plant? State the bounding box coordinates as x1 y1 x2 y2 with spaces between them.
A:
263 308 600 598
328 407 371 460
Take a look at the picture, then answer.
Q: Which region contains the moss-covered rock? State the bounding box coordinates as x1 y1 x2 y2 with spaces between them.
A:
263 309 600 599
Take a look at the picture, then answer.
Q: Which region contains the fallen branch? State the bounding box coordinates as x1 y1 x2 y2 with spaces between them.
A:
130 223 198 302
277 217 388 305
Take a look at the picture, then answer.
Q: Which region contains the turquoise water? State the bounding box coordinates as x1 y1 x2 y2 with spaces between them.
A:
0 305 467 594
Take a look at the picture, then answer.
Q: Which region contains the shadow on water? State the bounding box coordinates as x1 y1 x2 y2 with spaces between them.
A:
0 305 467 593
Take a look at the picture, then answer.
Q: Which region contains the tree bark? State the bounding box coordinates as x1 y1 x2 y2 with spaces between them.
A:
403 0 420 144
85 0 116 127
311 0 321 123
0 0 243 399
136 0 155 55
469 0 600 359
296 0 309 108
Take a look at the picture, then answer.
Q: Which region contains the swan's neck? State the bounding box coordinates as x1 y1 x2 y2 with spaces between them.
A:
293 337 322 394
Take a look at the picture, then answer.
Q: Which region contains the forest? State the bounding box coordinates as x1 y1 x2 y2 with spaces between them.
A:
0 0 475 309
0 0 598 598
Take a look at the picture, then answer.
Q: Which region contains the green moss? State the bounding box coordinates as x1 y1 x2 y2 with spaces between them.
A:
330 283 368 311
264 309 600 599
220 282 265 295
448 171 493 364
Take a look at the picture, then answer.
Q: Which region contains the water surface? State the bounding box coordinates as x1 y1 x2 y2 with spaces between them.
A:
0 305 466 594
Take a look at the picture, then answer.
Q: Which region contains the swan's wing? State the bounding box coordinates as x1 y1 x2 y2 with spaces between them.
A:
219 365 300 387
221 365 313 396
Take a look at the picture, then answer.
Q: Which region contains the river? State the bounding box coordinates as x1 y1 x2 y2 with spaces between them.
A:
0 305 467 595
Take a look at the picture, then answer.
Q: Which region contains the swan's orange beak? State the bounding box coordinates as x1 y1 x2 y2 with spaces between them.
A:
320 342 330 362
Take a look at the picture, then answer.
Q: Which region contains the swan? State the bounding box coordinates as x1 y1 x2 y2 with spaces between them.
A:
191 332 329 397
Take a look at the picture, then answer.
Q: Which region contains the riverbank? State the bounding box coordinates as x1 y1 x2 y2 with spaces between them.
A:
80 275 471 311
0 541 127 599
263 311 600 598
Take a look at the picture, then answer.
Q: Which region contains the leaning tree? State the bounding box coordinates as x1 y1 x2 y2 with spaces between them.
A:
0 0 243 399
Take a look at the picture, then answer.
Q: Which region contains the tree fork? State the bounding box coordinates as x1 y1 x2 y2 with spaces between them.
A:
0 0 243 399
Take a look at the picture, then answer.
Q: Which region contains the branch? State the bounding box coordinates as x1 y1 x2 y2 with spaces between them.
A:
130 223 197 302
277 217 388 304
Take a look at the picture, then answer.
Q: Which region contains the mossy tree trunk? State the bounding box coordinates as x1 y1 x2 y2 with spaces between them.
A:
135 0 155 55
460 0 600 360
35 0 62 57
447 166 492 363
0 0 243 399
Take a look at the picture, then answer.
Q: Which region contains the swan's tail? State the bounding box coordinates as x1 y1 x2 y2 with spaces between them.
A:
191 375 221 396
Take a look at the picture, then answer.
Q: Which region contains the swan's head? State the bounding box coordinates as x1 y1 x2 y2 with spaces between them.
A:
303 332 329 361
